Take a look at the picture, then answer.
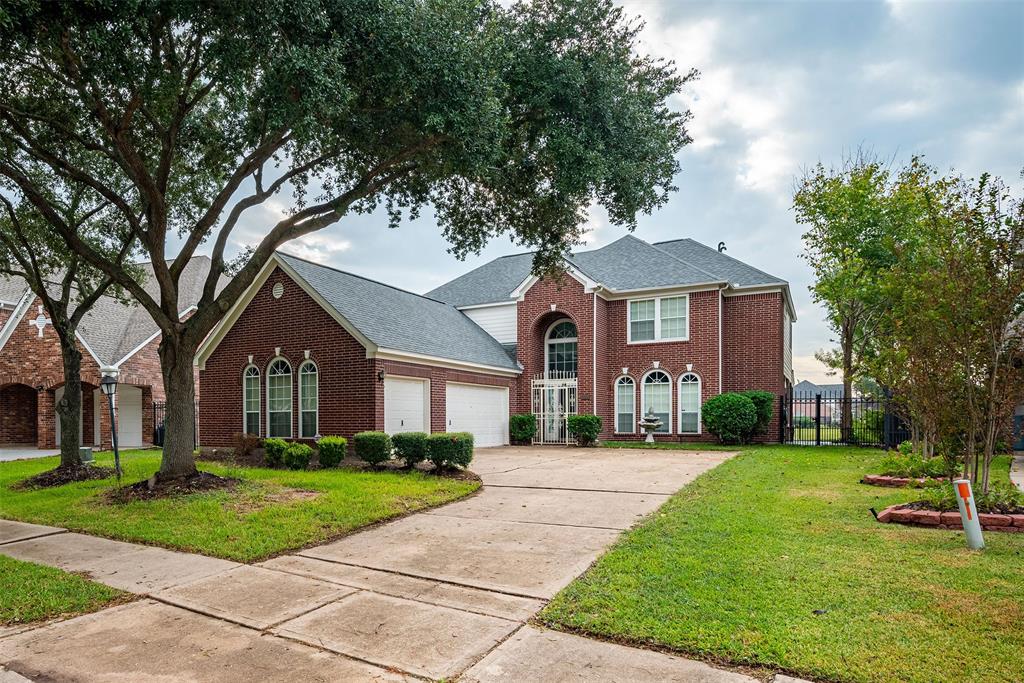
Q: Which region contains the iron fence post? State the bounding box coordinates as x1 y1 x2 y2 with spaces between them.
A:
815 393 822 446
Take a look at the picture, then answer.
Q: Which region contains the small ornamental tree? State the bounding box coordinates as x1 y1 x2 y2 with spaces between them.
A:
0 0 692 484
702 393 758 444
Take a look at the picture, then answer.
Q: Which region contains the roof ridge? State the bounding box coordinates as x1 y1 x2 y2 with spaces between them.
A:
644 239 725 282
277 250 453 307
663 238 785 284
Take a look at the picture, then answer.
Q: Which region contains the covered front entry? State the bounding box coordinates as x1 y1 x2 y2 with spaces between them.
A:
384 377 429 435
446 383 509 447
92 385 144 449
531 374 578 444
0 383 37 447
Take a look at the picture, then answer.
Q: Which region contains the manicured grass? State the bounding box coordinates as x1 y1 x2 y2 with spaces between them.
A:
0 555 125 627
541 446 1024 683
0 450 478 562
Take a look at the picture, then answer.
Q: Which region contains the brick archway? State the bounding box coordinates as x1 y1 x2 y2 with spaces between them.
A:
0 382 39 446
527 310 580 378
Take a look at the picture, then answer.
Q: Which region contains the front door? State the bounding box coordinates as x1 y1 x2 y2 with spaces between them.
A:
532 377 577 444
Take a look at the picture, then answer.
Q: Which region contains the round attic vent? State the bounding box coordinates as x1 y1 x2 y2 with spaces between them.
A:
272 282 284 299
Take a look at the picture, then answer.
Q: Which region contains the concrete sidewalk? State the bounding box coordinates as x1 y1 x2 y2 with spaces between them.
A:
0 447 797 682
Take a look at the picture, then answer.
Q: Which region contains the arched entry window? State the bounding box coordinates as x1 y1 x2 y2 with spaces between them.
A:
678 372 701 434
615 376 635 434
267 358 292 438
642 370 671 433
545 319 578 376
243 365 260 435
298 360 319 438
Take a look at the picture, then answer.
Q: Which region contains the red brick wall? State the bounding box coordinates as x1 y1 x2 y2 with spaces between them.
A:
722 292 785 441
198 267 515 447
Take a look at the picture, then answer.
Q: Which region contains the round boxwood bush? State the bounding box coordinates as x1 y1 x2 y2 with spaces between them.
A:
262 437 288 468
317 436 348 468
567 414 602 447
426 432 474 470
737 390 774 437
282 442 313 470
509 413 537 444
702 393 757 444
392 432 428 468
353 431 392 466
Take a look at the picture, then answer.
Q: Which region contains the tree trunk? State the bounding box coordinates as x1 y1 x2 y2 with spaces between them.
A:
55 331 84 471
157 336 199 480
841 320 855 442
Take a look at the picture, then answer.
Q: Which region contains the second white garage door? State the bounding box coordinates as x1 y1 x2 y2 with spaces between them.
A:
384 377 429 434
445 383 508 448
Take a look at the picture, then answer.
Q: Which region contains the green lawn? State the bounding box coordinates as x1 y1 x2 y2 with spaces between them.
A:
541 446 1024 683
0 555 126 627
0 450 478 562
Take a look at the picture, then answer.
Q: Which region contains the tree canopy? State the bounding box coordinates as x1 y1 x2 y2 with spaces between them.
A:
0 0 692 478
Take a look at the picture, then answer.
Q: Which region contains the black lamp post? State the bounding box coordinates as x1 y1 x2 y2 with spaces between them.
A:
100 374 121 482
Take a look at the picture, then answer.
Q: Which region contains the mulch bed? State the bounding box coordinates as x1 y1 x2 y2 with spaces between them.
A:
876 503 1024 532
861 474 949 488
12 465 116 490
104 471 239 503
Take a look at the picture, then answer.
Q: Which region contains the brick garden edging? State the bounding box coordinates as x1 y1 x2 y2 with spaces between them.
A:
876 504 1024 532
861 474 947 488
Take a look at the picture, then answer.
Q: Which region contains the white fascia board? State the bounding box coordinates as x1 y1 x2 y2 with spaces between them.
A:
601 282 725 301
76 332 106 369
195 254 378 370
372 347 522 377
0 290 34 354
510 261 600 301
457 300 516 311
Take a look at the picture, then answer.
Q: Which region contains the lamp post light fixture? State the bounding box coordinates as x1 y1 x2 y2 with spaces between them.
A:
99 373 121 482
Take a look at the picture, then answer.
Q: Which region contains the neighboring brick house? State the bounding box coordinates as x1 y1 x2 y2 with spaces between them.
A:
196 236 794 447
0 257 212 450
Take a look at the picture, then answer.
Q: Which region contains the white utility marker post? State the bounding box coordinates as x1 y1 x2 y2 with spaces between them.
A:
954 479 984 550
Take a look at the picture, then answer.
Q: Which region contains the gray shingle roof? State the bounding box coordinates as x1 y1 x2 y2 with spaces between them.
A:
278 252 520 372
652 238 785 288
427 235 786 307
0 256 214 366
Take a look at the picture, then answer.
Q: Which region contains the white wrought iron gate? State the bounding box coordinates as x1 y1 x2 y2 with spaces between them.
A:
531 372 578 444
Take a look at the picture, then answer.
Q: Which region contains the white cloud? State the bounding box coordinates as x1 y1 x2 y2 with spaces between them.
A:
736 132 799 195
792 354 837 384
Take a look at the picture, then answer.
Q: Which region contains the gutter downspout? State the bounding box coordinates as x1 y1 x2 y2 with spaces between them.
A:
593 287 601 416
718 287 724 395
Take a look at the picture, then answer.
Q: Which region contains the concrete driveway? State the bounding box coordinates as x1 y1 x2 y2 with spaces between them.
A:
0 447 57 463
1 446 755 682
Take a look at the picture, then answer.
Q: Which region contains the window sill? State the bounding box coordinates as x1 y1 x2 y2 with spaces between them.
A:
626 337 690 346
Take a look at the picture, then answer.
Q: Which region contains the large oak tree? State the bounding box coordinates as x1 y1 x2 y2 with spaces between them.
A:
0 0 691 481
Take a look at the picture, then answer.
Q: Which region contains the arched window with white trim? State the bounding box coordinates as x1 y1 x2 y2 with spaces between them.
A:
642 370 671 433
545 319 578 376
267 358 292 438
678 372 701 434
615 376 635 434
243 365 260 436
298 360 319 438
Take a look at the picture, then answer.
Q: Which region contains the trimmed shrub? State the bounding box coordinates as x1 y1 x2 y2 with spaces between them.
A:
232 432 261 459
567 414 602 447
702 393 758 444
282 442 313 470
509 413 537 444
426 432 474 470
353 431 392 466
263 438 288 468
392 432 429 467
737 390 774 437
317 436 348 468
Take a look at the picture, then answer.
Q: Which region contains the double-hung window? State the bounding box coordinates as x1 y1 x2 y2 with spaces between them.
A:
615 376 635 433
243 365 260 435
628 295 688 342
299 360 319 438
267 358 292 438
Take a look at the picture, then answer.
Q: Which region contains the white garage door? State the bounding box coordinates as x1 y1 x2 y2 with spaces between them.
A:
117 385 143 448
384 377 429 434
446 383 508 448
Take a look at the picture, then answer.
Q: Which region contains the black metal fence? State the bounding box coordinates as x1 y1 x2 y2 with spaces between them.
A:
152 401 199 449
780 391 909 448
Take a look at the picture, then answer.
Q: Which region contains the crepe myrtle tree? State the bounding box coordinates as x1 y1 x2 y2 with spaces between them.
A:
0 175 136 476
0 0 692 481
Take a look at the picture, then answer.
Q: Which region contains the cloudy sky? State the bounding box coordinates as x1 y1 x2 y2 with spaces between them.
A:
230 0 1023 383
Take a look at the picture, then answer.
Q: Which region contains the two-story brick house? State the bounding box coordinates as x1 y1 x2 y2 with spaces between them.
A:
195 236 794 448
